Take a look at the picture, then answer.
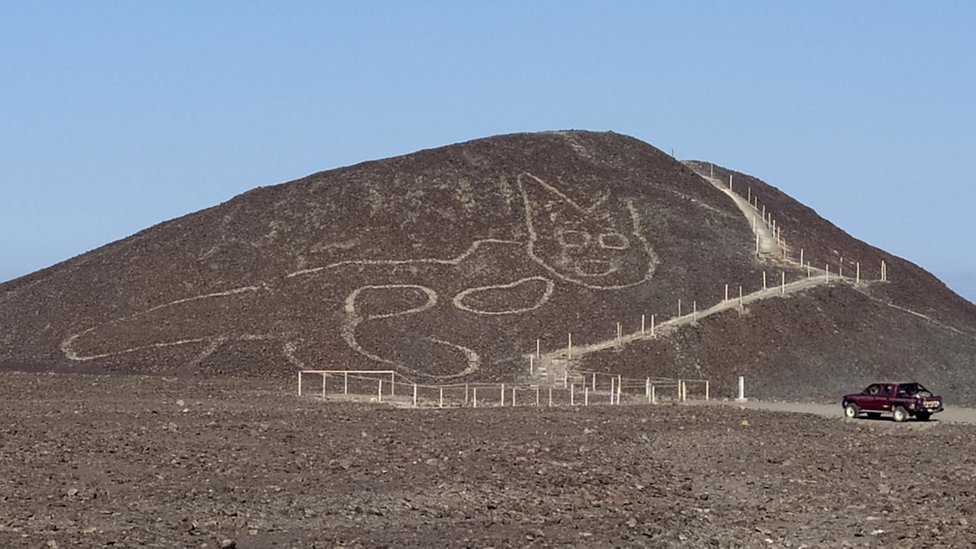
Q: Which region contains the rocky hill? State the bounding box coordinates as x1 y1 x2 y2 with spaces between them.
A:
2 131 974 402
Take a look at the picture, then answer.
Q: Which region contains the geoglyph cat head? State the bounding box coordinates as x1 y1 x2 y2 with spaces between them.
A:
518 173 658 289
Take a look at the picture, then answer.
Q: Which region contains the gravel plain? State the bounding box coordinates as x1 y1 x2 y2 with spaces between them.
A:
2 372 975 548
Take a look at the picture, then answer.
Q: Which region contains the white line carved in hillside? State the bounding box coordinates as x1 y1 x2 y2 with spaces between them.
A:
851 287 971 337
62 172 660 379
452 277 555 315
518 173 659 289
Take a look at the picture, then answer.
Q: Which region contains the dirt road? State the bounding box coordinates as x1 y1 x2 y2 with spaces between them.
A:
701 398 976 425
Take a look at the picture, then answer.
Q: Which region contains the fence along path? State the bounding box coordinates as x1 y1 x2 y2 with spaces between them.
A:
299 368 697 408
699 169 784 259
526 163 879 387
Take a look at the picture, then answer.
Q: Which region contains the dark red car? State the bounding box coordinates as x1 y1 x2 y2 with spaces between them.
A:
842 382 944 422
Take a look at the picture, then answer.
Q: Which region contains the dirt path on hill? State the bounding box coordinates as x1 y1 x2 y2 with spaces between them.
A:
697 170 782 258
531 260 857 385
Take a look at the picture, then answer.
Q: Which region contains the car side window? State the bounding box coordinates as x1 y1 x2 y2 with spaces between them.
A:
866 385 879 395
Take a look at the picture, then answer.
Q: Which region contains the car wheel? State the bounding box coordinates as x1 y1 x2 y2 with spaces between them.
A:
844 403 859 419
916 412 931 422
893 406 908 423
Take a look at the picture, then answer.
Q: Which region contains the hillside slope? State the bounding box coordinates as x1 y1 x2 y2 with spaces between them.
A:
1 131 974 401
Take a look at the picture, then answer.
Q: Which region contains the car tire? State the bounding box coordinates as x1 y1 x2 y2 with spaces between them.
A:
893 406 908 423
844 403 859 419
916 412 931 422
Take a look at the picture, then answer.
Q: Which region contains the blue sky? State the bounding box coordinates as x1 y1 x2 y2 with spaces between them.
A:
1 2 974 302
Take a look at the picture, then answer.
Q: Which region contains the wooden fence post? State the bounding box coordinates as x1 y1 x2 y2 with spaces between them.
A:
536 386 540 407
548 387 553 407
584 386 589 406
570 383 575 406
800 248 804 267
781 271 786 295
511 387 516 407
651 384 657 405
677 299 682 318
725 284 729 302
500 383 505 406
298 371 302 396
464 383 469 405
641 314 646 335
592 372 597 391
739 286 744 308
439 387 444 408
378 380 383 403
343 371 348 395
763 271 767 290
567 333 572 360
705 381 710 401
322 373 327 399
651 314 655 336
529 355 534 375
412 383 418 407
473 387 478 408
856 261 861 284
610 376 615 403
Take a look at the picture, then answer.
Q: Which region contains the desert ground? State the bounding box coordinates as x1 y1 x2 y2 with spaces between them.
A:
2 371 975 548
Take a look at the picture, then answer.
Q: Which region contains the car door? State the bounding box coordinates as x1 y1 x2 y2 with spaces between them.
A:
875 384 897 413
859 384 883 411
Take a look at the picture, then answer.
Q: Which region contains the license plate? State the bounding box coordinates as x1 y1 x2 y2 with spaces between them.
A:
925 401 940 408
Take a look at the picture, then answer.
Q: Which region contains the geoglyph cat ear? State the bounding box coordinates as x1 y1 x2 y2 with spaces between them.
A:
517 173 610 217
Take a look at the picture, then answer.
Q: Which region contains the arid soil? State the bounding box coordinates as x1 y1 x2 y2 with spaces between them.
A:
3 372 975 548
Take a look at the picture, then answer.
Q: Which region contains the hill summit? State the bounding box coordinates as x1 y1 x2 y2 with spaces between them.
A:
2 131 974 402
